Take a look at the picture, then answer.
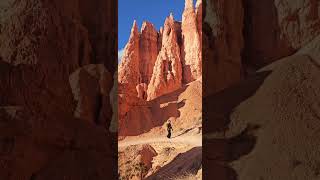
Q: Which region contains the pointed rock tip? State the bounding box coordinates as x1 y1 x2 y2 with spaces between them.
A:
167 12 174 21
141 21 156 32
142 21 154 27
196 0 202 7
132 20 138 28
159 26 163 34
130 20 139 34
129 20 139 38
170 12 174 18
185 0 194 9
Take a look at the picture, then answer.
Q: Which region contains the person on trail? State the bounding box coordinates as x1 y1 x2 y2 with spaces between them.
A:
166 120 173 138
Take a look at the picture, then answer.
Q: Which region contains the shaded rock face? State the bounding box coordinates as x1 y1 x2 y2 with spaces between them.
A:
136 83 148 100
275 0 320 49
139 145 158 170
242 0 320 68
242 0 295 68
203 0 244 96
0 0 117 179
0 0 88 67
78 0 118 73
204 0 320 96
203 0 320 179
69 64 112 126
0 0 117 117
109 71 118 133
0 107 117 180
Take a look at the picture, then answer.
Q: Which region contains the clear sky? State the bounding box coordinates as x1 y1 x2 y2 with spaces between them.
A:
118 0 190 60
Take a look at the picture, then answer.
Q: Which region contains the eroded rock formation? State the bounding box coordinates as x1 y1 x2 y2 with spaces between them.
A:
203 0 320 179
181 0 202 83
0 0 117 179
242 0 320 68
147 14 183 100
119 145 157 179
118 0 202 136
69 64 112 126
140 22 159 84
118 20 141 98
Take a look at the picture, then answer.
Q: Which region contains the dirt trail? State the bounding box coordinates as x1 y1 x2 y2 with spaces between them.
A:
118 135 202 148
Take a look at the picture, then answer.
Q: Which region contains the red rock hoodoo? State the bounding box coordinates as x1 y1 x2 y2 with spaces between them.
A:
118 0 202 136
181 0 202 83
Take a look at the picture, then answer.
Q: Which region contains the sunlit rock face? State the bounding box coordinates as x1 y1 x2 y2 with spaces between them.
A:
118 0 202 136
147 14 183 100
139 22 159 85
181 0 202 84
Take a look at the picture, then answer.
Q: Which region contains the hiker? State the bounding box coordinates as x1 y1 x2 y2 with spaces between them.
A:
166 120 173 138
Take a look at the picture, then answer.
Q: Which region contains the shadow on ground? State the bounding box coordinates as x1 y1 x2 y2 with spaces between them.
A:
203 70 272 179
148 85 189 129
146 147 202 180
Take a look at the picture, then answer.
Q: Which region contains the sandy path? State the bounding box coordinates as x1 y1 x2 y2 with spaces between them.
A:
118 135 202 148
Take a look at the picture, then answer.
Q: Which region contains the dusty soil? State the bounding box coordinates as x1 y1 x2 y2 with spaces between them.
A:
118 132 202 180
203 51 320 179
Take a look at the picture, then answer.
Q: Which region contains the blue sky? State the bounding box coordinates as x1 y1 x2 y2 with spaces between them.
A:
118 0 190 61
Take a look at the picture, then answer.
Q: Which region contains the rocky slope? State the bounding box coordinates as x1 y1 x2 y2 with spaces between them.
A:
204 45 320 180
229 52 320 180
203 0 320 179
119 133 202 180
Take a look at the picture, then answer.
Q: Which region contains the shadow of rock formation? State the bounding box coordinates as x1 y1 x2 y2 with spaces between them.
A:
146 147 202 180
203 70 271 179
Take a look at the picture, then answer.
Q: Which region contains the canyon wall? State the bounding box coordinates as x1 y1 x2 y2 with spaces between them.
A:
118 0 202 136
203 0 320 96
0 0 117 179
203 0 320 179
203 0 244 96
